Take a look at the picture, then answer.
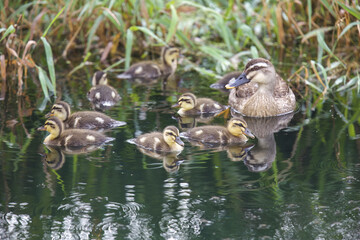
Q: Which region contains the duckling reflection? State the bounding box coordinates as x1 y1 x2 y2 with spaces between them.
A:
42 146 65 170
172 114 216 131
41 144 104 170
185 138 254 162
87 71 121 110
231 110 295 172
136 147 184 173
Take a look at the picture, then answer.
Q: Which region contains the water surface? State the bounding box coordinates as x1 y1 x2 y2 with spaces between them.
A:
0 68 360 239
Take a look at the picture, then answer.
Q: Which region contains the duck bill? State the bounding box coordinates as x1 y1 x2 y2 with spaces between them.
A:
171 103 180 108
37 125 46 131
225 73 250 89
175 136 184 146
244 128 255 139
45 112 54 118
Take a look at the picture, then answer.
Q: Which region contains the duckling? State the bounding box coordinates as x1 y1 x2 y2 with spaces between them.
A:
225 58 296 117
37 117 115 147
127 126 184 152
87 71 121 108
46 101 126 130
172 93 227 116
180 118 254 145
210 71 242 92
117 47 180 79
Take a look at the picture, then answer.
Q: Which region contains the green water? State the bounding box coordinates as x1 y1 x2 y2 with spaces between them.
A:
0 69 360 239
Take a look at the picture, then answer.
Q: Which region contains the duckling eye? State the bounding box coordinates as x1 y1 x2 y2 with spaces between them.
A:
171 59 175 63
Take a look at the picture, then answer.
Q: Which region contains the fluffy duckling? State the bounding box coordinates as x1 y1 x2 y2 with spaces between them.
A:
127 126 184 152
46 101 126 130
38 117 114 147
210 71 242 92
87 71 121 107
226 58 296 117
180 118 254 145
117 47 180 79
172 93 227 116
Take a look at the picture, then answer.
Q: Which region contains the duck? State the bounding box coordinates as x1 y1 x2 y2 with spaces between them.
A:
46 101 126 130
127 126 184 152
180 118 255 145
37 117 115 147
225 58 296 117
172 92 227 116
87 71 121 108
117 47 180 79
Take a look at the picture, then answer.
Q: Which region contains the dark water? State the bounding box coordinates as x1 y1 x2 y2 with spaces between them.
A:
1 69 360 240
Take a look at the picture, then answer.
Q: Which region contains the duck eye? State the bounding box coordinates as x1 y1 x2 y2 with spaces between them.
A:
171 59 175 63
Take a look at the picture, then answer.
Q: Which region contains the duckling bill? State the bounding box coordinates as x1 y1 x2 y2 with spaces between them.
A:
127 126 184 152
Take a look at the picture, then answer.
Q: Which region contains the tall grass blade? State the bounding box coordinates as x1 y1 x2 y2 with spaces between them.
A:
337 21 360 39
129 26 167 45
166 5 178 43
316 32 345 67
307 0 312 30
102 8 123 31
320 0 336 17
85 15 104 54
336 1 360 20
36 66 50 100
125 29 134 69
42 6 65 37
0 25 15 41
240 24 270 59
40 37 56 97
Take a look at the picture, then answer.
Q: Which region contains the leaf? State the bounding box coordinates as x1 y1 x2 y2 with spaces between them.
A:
129 26 167 45
0 25 15 41
337 21 360 39
166 5 178 43
240 24 270 59
85 15 104 54
36 66 50 100
307 0 312 30
316 32 345 67
42 6 65 37
102 8 123 31
125 29 133 69
336 1 360 20
41 37 56 96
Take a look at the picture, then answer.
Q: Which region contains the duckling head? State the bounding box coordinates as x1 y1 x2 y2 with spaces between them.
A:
46 101 71 121
37 117 64 140
226 58 276 89
163 126 184 149
92 71 108 86
162 47 180 72
227 118 255 139
172 93 196 111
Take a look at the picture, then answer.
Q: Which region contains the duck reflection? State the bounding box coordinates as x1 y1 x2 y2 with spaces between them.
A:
231 110 294 172
136 147 184 173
